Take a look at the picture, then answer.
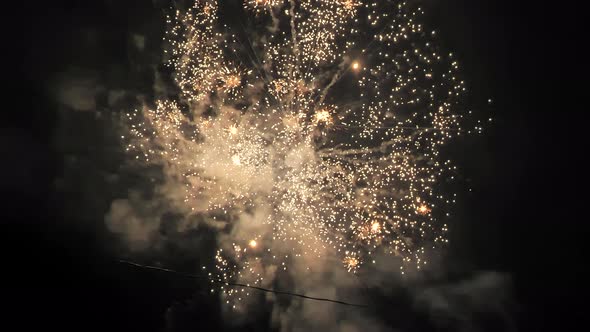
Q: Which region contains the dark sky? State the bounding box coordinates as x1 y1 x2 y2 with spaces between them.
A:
3 1 584 331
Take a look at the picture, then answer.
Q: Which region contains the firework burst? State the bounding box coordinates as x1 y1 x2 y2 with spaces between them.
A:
121 0 471 309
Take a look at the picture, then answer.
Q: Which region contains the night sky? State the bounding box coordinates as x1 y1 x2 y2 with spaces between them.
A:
4 1 584 331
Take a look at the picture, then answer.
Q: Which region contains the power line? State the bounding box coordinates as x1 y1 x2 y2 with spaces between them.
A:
118 259 369 308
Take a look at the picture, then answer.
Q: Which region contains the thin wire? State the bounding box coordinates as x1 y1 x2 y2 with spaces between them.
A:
118 259 369 308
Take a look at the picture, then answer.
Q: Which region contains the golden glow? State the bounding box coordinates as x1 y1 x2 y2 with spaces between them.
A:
418 204 431 215
245 0 283 13
371 222 381 233
342 0 359 11
313 109 333 125
343 255 359 272
224 74 241 90
249 240 257 248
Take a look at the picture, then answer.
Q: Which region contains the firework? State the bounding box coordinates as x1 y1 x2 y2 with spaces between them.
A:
122 0 469 308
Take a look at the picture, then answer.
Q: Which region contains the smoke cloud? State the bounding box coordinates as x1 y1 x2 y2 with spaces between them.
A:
53 68 103 112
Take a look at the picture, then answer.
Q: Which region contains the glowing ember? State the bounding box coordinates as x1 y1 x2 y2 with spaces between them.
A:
228 125 238 135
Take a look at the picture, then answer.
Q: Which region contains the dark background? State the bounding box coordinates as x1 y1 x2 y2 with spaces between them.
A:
3 0 584 331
